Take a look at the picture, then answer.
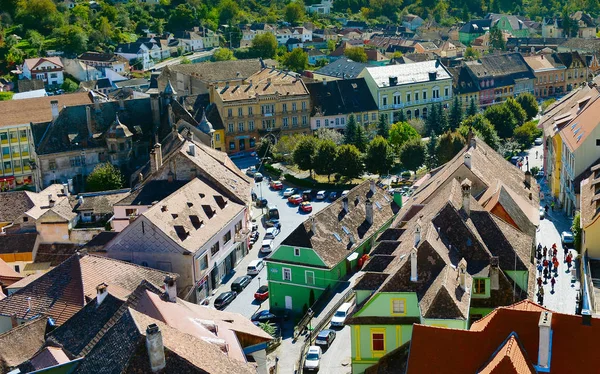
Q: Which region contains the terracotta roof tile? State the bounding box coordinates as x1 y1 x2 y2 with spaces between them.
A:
478 333 536 374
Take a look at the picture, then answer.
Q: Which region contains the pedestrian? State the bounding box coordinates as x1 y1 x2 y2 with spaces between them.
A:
543 258 549 268
536 150 539 159
548 259 552 273
551 276 556 293
551 201 555 211
553 247 558 257
543 246 548 259
537 276 543 288
564 246 569 262
566 253 573 270
537 262 543 276
543 267 549 283
539 287 545 305
553 257 559 273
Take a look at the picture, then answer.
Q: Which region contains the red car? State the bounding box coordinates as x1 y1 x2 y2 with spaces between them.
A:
288 194 303 205
299 201 313 213
270 180 283 190
254 285 269 301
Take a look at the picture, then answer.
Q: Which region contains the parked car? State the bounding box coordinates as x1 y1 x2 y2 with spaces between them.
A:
316 190 326 200
304 346 322 372
265 227 280 239
261 239 274 254
252 224 259 232
254 172 264 182
534 137 543 146
510 156 523 166
251 310 280 324
302 190 313 201
315 329 336 348
256 198 268 208
341 190 350 198
329 192 339 201
254 285 269 301
288 194 303 204
214 291 237 310
249 231 259 243
539 207 545 220
561 231 574 247
246 167 256 177
331 302 352 327
299 201 313 213
270 180 283 190
231 275 252 292
266 218 281 229
247 259 265 275
283 187 296 197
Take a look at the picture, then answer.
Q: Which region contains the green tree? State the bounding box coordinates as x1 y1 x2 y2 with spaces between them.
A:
541 98 556 112
467 96 478 117
26 30 44 54
460 114 500 150
212 48 236 61
365 136 394 175
314 139 338 181
327 39 336 52
250 33 277 59
344 114 358 145
293 136 318 177
438 103 449 133
449 96 463 131
5 46 24 66
283 48 308 72
504 97 527 127
354 123 368 152
425 103 439 134
426 131 438 169
219 0 240 25
257 138 273 159
16 0 61 33
572 211 582 251
516 93 539 121
284 2 305 25
86 163 124 192
315 128 344 145
484 104 517 139
513 121 542 147
168 4 198 32
62 78 79 93
377 114 389 138
389 121 419 152
400 138 426 174
53 25 88 55
489 25 506 52
336 144 364 179
464 46 480 61
344 47 368 63
436 131 466 164
0 92 14 101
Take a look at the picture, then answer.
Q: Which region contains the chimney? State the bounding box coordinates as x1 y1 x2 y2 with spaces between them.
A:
582 309 592 326
26 297 32 311
96 283 108 306
85 106 93 138
62 183 70 197
525 170 532 188
458 258 467 291
50 100 59 120
490 256 499 290
322 78 327 85
537 311 553 369
146 324 166 372
349 234 355 245
342 197 349 213
311 215 317 233
188 143 196 157
164 275 176 302
154 143 163 170
388 76 398 86
10 314 18 328
365 199 374 225
167 171 174 183
410 247 417 282
94 97 101 112
464 151 472 169
48 194 54 207
461 179 472 216
414 218 421 247
370 179 376 194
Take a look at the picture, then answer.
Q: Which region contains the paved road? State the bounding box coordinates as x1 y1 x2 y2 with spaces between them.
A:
150 49 215 71
319 326 352 374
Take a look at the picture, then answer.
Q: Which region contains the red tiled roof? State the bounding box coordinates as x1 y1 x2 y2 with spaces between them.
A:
406 301 600 373
478 334 536 374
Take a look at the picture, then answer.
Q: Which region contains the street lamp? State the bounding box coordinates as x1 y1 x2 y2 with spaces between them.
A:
258 276 261 288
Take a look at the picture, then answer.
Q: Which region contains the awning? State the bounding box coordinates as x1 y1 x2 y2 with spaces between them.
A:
347 252 359 262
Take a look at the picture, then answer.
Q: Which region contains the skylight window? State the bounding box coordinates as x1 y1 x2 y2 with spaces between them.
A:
383 195 391 202
375 201 382 210
577 134 584 142
342 226 351 235
333 233 342 242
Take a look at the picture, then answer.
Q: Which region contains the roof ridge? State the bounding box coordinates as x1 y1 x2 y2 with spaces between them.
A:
82 253 177 278
0 315 47 338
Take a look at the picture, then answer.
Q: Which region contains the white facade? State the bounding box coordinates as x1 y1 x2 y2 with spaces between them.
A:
311 115 347 131
305 0 332 14
22 58 64 86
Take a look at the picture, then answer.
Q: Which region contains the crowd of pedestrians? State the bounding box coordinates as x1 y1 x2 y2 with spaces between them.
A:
536 243 573 305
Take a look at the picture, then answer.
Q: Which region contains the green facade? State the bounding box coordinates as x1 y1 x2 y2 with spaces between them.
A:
459 31 484 46
494 16 530 38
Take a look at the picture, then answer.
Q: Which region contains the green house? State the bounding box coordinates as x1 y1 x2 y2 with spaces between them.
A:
459 14 530 46
346 139 537 374
265 181 401 314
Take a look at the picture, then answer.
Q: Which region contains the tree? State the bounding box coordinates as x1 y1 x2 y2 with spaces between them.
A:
459 114 500 150
354 124 368 152
365 136 394 175
26 30 44 54
489 25 505 52
426 131 438 169
5 46 24 66
467 96 478 117
53 25 88 55
572 211 582 251
327 39 336 52
16 0 61 33
212 48 236 61
377 114 389 138
425 103 439 134
484 104 517 139
449 96 463 131
219 0 239 25
344 114 358 145
257 138 273 159
400 139 426 174
344 47 368 63
259 322 277 337
315 128 343 145
293 136 318 177
62 78 78 93
86 163 124 192
314 140 338 181
284 2 304 25
504 97 527 127
513 121 542 147
516 93 539 121
436 131 466 164
389 121 419 152
464 46 480 61
438 103 449 133
250 33 277 59
336 144 364 179
283 48 308 72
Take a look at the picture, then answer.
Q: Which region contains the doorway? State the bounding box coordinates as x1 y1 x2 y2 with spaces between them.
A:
285 296 293 310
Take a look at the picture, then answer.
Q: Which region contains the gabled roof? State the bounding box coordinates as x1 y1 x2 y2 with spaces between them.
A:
314 58 369 79
306 78 378 117
0 233 38 255
364 60 452 88
0 317 48 372
559 94 600 151
215 67 308 101
158 59 266 88
24 57 63 70
0 258 23 280
464 53 536 85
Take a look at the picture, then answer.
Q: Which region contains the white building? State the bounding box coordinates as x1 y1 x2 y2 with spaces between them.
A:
21 57 64 86
305 0 333 14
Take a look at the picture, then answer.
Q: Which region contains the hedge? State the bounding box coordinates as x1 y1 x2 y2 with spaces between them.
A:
263 164 283 178
283 173 358 190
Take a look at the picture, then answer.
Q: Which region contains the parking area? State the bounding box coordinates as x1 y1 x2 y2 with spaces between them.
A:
317 325 351 373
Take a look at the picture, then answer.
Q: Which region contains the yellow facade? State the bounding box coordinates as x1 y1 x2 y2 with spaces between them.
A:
552 135 562 198
0 125 34 190
213 129 225 152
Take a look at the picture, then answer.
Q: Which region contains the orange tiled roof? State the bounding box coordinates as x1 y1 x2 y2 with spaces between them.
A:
478 334 536 374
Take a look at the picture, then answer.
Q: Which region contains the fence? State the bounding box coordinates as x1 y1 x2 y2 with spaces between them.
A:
293 285 330 340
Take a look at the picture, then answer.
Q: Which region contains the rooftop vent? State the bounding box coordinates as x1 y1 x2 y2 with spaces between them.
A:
214 195 228 209
190 215 203 229
187 202 193 207
174 225 189 241
202 205 216 219
171 214 178 219
333 232 342 242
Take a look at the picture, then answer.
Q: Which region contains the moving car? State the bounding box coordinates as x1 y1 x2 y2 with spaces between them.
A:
534 137 543 146
267 205 279 219
261 239 274 254
265 227 280 239
341 190 350 198
539 207 545 220
561 231 574 247
316 190 326 200
299 201 313 213
247 259 264 275
231 275 252 292
283 187 296 197
304 346 322 372
214 291 237 310
251 310 280 324
315 329 336 348
330 302 352 327
288 194 303 205
254 172 264 182
270 180 283 190
254 285 269 301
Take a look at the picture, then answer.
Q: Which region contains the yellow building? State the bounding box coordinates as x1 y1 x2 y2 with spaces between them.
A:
210 68 311 154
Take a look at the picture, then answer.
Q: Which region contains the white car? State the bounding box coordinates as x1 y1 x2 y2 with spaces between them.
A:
260 239 274 254
283 188 296 197
247 259 264 275
341 190 350 198
304 346 322 372
265 227 280 239
561 231 574 246
316 190 326 200
330 302 352 327
539 207 545 220
534 137 543 146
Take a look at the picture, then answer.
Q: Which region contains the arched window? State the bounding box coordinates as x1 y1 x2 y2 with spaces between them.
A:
415 109 420 118
422 107 428 119
406 110 412 120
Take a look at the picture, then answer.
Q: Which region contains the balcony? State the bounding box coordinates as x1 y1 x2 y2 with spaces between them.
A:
234 228 250 242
